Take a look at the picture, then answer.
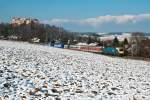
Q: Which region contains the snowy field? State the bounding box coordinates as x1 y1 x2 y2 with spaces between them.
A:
0 40 150 100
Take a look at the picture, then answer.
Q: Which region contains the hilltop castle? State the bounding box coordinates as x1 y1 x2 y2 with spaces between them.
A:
11 17 39 26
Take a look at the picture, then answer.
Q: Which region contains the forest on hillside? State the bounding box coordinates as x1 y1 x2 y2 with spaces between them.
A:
0 23 77 44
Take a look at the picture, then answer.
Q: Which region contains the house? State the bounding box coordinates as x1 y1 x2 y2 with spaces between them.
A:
8 35 18 40
31 37 40 43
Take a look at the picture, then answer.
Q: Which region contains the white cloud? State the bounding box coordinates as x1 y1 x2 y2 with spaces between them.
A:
42 14 150 27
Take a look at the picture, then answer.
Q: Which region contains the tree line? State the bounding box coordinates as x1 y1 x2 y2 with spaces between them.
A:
0 23 77 44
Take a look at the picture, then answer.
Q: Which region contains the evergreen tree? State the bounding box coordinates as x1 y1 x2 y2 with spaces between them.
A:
123 38 129 45
87 36 92 44
112 36 119 47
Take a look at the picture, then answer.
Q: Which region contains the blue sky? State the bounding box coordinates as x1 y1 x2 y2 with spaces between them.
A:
0 0 150 32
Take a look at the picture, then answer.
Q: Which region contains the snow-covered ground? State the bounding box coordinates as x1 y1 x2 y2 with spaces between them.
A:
0 40 150 100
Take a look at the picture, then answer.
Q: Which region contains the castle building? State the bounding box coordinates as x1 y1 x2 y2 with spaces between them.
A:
11 17 39 26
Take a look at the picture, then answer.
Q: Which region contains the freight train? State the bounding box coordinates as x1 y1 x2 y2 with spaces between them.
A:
68 45 125 56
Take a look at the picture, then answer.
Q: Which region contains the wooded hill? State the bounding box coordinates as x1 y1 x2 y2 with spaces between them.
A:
0 23 77 44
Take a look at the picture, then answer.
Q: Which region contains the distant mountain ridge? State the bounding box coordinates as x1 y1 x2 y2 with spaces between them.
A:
97 32 150 36
77 32 150 37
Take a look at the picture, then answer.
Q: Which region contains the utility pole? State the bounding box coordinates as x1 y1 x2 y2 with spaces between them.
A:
45 24 48 43
45 32 48 43
67 40 70 48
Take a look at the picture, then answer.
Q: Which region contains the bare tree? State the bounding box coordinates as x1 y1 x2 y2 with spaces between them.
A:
131 32 146 57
